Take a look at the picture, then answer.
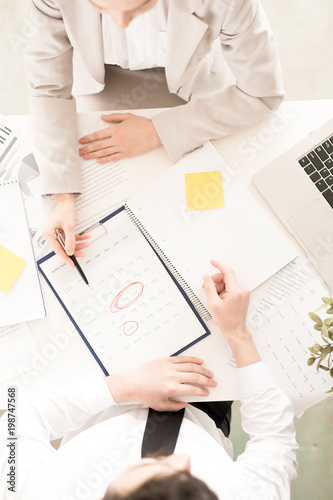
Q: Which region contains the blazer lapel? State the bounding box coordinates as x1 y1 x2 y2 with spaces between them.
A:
61 0 210 91
166 0 209 91
65 0 105 85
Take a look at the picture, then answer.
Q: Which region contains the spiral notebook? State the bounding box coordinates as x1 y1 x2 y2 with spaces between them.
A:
0 178 45 326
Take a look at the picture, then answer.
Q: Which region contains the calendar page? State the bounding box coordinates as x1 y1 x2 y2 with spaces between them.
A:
38 209 209 374
211 258 333 415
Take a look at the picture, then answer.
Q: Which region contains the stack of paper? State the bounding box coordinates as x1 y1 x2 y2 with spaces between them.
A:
0 178 45 327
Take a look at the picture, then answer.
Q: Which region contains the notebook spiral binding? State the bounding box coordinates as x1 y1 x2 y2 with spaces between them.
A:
124 204 212 322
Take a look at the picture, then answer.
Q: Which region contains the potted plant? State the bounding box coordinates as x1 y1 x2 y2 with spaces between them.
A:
308 293 333 393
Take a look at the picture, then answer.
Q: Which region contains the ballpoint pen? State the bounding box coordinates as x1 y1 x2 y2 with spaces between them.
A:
55 229 90 286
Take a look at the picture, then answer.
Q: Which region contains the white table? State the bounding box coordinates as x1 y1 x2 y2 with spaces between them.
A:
1 99 333 409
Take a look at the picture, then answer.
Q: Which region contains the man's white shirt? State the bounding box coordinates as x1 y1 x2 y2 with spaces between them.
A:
0 362 298 500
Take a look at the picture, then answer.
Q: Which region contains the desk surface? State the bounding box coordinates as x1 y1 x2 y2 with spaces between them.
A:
1 99 333 409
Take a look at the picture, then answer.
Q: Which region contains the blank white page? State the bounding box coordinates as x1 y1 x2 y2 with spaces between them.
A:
126 143 298 310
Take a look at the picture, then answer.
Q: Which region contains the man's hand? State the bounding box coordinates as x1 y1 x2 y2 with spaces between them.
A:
106 356 217 412
203 260 260 367
203 260 250 338
78 113 162 163
43 193 90 267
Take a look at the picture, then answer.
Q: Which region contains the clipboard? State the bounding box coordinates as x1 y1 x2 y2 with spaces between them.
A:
38 206 211 375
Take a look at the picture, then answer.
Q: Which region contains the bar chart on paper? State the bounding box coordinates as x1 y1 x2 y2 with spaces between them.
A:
0 119 22 181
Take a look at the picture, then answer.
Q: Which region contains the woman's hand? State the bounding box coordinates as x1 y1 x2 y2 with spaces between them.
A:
79 113 162 163
43 193 90 267
106 356 217 412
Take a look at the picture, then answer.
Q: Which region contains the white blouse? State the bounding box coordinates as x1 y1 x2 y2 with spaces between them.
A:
102 0 169 70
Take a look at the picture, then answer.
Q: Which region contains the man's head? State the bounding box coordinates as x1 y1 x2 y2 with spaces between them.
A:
88 0 159 29
101 453 218 500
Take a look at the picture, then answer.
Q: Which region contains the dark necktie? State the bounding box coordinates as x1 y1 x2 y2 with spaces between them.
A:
141 408 185 458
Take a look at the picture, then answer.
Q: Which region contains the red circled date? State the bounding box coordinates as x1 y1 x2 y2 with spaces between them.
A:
119 321 139 336
110 282 144 313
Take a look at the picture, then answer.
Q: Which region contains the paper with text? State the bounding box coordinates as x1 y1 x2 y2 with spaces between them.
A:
74 112 142 232
210 258 333 413
75 157 142 232
27 156 142 235
248 259 331 414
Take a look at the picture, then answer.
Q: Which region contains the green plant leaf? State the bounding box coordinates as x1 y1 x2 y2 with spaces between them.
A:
316 303 329 311
307 357 316 366
320 345 331 360
309 312 323 324
318 365 330 371
309 344 322 354
321 325 329 337
325 387 333 394
307 288 333 382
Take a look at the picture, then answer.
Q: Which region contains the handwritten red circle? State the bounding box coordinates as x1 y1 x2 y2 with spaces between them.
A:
110 282 144 313
119 321 139 336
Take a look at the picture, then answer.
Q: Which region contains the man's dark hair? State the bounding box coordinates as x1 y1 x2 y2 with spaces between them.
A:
103 471 218 500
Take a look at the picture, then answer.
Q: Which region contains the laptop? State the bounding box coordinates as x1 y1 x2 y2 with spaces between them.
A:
253 118 333 288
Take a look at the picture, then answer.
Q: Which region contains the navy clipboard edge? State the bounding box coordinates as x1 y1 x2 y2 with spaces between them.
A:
37 206 211 376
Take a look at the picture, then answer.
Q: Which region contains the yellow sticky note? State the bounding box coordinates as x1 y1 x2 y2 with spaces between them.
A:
0 245 26 293
185 171 224 210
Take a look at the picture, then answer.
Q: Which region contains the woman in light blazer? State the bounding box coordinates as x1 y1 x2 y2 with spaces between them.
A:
25 0 284 263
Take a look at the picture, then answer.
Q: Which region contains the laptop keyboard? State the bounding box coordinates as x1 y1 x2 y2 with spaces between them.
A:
298 135 333 209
